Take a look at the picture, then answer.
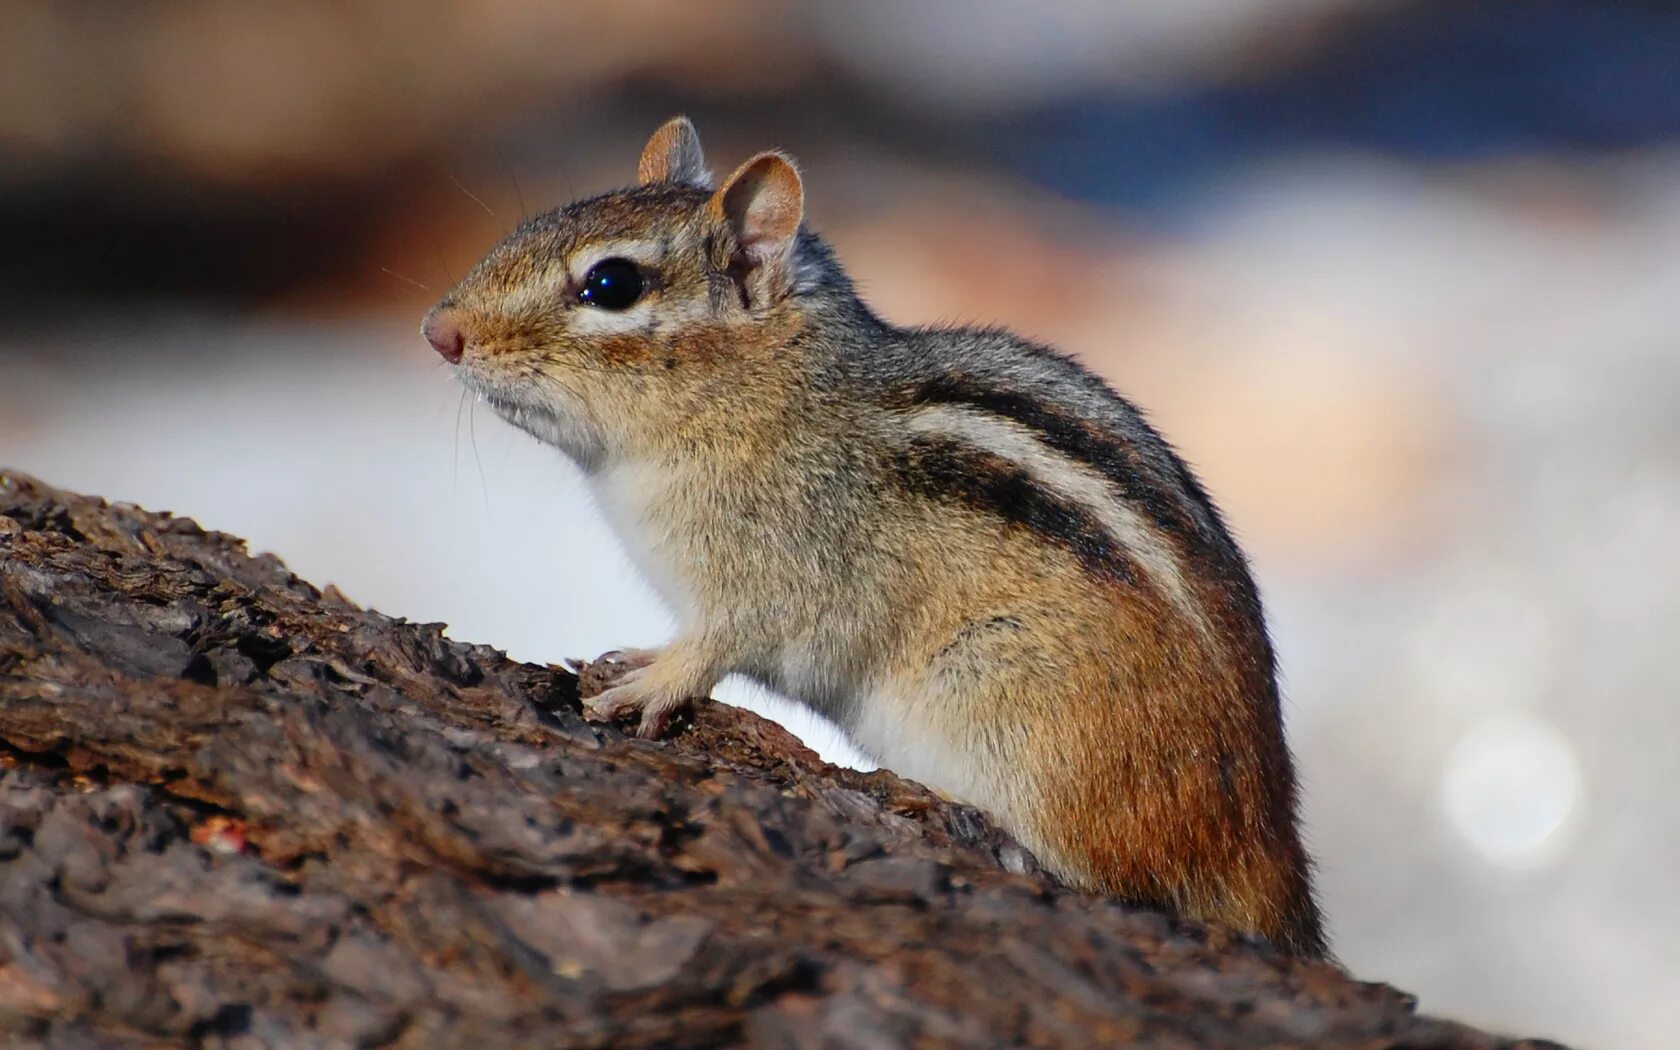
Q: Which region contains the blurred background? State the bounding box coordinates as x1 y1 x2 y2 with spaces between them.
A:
3 2 1677 1044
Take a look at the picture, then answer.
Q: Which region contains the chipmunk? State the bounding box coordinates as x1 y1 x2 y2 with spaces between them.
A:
421 117 1327 958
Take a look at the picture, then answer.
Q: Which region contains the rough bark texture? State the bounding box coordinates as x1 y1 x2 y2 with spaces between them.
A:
0 470 1558 1048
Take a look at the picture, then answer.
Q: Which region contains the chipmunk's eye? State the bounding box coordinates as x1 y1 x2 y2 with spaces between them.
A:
578 258 643 310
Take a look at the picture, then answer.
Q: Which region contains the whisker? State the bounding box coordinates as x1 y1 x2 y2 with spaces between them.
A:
511 172 528 224
556 158 577 204
449 174 497 221
453 386 468 491
499 147 529 225
469 397 492 513
432 245 460 293
432 376 461 426
380 266 432 293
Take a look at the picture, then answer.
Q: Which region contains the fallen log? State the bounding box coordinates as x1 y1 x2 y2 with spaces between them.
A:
0 470 1557 1047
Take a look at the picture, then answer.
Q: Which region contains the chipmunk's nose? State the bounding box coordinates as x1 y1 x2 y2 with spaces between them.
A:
422 309 466 364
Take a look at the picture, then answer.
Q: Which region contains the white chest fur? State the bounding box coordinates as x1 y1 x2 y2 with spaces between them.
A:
587 460 696 619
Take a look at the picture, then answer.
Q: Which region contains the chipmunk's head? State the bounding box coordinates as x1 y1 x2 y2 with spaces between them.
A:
422 117 832 469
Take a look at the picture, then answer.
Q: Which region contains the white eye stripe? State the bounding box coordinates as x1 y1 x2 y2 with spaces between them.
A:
568 240 664 285
569 295 659 335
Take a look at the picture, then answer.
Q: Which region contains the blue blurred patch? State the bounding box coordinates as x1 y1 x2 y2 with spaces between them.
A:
988 0 1680 217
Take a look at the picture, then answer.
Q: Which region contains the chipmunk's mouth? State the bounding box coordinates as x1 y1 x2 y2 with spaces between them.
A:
451 362 608 471
451 365 526 424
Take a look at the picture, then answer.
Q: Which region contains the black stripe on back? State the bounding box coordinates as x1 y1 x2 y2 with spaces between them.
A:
906 372 1272 643
909 375 1207 552
889 436 1135 586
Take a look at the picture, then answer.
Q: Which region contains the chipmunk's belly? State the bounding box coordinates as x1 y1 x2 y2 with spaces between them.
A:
755 597 1025 807
844 678 1021 817
762 640 953 787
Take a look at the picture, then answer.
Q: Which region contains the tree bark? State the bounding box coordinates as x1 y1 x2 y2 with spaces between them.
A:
0 470 1557 1048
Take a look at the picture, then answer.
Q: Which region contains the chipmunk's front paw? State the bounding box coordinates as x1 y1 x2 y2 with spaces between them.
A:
580 648 702 740
586 675 694 739
573 647 656 702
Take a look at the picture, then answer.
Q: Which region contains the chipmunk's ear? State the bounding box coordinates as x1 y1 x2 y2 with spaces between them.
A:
709 151 804 305
637 116 711 188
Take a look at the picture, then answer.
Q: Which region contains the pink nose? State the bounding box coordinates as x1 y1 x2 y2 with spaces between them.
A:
423 310 466 363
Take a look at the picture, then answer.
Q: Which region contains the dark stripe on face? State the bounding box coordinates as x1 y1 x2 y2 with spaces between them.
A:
909 375 1207 556
890 436 1135 586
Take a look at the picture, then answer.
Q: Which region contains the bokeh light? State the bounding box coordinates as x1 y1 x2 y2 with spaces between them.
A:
1440 712 1582 869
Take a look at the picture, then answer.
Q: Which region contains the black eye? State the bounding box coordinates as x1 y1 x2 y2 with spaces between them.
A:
578 258 644 310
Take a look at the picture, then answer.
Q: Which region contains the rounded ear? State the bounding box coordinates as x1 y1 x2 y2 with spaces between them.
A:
637 116 711 188
708 151 804 304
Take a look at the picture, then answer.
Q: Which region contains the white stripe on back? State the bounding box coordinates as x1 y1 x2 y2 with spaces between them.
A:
903 405 1210 636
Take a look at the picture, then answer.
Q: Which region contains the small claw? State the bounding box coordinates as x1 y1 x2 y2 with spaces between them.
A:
578 646 662 701
583 680 693 740
577 645 704 740
634 695 692 740
584 683 640 722
595 647 659 669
